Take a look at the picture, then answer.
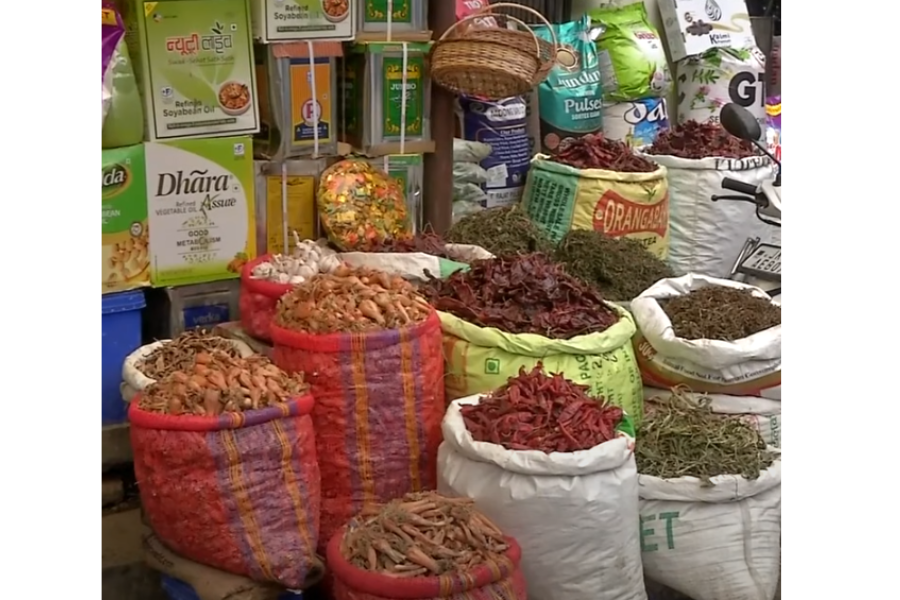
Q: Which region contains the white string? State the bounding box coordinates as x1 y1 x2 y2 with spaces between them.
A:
400 41 408 155
386 0 393 42
306 40 319 158
281 163 289 254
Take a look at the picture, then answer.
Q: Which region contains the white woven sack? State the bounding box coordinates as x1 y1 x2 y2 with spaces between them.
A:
438 395 647 600
639 460 781 600
637 151 776 278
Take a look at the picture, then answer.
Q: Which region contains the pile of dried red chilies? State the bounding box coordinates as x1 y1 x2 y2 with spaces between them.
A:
359 232 455 258
461 365 624 453
553 133 657 172
423 253 619 339
646 120 760 159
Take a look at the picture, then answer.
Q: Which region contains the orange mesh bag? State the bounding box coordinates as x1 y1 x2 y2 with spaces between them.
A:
326 528 527 600
271 312 445 553
129 395 323 589
240 255 294 342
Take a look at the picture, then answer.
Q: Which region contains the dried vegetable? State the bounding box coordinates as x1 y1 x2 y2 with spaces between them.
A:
139 353 309 416
423 253 619 339
317 159 412 251
646 120 760 159
659 286 781 341
138 330 243 380
637 388 777 484
445 205 554 257
461 365 624 452
274 265 432 334
340 492 510 576
552 133 656 172
360 232 454 259
555 230 674 301
250 236 343 284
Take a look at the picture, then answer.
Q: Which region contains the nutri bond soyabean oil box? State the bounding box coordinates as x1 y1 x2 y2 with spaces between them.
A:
102 144 150 294
145 136 256 286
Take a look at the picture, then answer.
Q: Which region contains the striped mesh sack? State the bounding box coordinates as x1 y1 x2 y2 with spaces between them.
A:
271 311 445 553
326 528 527 600
129 395 323 589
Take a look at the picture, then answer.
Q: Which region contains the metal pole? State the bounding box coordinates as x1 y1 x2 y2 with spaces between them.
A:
423 0 455 235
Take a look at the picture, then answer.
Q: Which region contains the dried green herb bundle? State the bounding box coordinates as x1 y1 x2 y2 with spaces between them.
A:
636 389 776 484
446 205 554 256
660 285 781 341
554 230 674 301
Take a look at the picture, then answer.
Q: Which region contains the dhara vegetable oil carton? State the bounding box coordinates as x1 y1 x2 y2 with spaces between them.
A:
103 144 151 294
117 0 260 141
145 136 256 286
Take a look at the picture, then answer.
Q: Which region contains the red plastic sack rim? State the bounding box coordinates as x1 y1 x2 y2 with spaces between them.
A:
270 310 440 354
326 526 522 599
241 254 295 299
128 393 315 431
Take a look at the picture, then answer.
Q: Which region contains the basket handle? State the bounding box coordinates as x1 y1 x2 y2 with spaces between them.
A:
484 2 559 56
437 5 556 64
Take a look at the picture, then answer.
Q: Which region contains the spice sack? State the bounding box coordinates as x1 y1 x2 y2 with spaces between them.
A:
271 313 445 552
522 156 670 258
438 396 646 600
338 244 494 282
327 524 527 600
129 396 322 589
645 387 781 448
120 339 255 403
639 461 782 600
637 151 775 277
631 275 781 400
440 305 644 424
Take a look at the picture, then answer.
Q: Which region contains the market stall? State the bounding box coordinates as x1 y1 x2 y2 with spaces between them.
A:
101 1 782 599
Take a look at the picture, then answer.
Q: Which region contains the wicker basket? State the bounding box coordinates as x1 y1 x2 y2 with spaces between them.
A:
430 3 558 100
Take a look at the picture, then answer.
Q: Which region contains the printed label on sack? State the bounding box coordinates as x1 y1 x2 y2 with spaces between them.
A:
458 96 530 209
633 334 782 396
592 189 669 250
640 512 680 552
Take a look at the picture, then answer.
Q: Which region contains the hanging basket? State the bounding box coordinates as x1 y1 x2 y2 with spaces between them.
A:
430 3 558 100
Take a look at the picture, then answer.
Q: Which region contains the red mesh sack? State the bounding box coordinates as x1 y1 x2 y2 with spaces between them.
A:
271 312 445 553
129 395 323 589
240 255 294 342
326 528 527 600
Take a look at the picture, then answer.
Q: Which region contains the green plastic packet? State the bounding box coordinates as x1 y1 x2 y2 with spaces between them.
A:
589 3 671 103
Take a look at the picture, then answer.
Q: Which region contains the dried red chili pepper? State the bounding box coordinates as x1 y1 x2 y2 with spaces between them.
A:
423 253 620 339
646 120 760 160
460 364 624 453
359 232 455 258
552 134 657 173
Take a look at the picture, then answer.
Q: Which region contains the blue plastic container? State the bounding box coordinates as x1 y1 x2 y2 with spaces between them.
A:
160 575 303 600
101 290 145 424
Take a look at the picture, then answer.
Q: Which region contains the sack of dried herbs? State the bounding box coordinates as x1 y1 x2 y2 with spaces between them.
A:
636 390 781 600
630 274 781 400
644 386 781 448
640 121 778 277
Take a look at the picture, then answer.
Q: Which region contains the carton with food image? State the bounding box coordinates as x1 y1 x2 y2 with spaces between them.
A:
251 0 355 42
118 0 259 141
103 144 151 294
145 136 257 287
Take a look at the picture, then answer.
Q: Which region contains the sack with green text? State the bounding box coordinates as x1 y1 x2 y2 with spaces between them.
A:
439 304 644 423
639 460 781 600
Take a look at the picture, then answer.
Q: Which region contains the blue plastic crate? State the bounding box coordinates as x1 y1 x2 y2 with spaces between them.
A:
101 290 145 425
160 575 303 600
